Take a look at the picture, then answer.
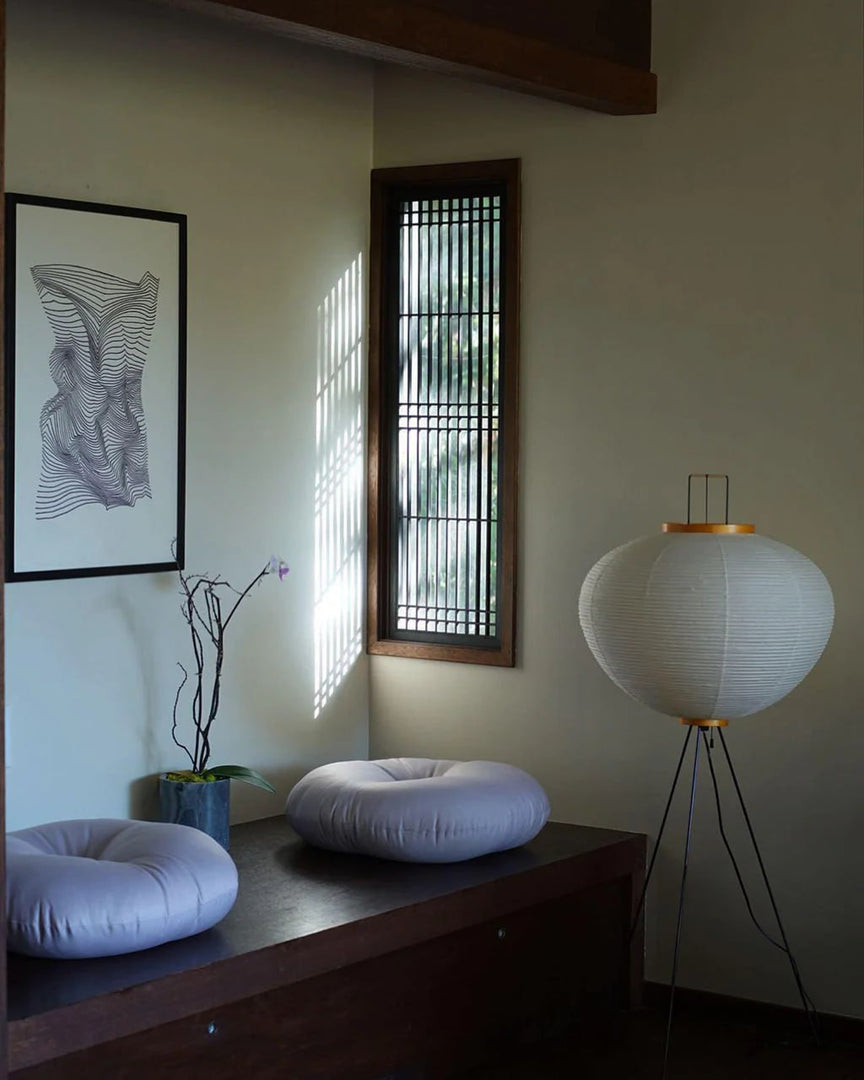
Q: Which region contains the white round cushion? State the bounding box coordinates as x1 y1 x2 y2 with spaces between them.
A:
285 758 550 863
6 819 239 959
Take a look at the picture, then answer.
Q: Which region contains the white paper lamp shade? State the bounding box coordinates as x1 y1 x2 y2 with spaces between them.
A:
579 531 834 720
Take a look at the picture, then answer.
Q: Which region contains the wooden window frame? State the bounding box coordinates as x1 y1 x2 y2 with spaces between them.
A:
367 158 520 666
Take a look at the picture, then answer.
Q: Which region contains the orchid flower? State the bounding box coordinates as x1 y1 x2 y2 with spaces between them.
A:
269 556 290 581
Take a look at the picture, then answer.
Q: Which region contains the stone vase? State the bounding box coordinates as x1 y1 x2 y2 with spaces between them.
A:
159 776 231 850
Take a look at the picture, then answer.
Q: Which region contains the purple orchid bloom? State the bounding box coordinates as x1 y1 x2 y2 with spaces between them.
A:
269 556 290 581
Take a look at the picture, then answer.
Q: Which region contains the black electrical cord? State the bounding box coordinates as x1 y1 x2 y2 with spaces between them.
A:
704 729 822 1046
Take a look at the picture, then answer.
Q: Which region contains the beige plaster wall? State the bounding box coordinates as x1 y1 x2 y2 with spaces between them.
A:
5 0 372 829
370 0 864 1017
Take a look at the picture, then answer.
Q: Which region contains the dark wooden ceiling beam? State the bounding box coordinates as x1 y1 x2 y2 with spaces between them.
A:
160 0 657 115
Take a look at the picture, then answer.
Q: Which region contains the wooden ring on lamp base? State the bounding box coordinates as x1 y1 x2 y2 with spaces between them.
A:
663 523 754 534
679 718 729 728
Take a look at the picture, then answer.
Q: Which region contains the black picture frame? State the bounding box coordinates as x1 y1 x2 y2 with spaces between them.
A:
4 193 186 581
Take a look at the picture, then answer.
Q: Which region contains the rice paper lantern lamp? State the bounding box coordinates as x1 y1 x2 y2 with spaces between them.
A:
579 499 833 726
577 476 833 1073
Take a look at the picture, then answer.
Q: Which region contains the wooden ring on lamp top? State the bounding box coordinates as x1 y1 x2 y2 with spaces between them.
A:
680 718 729 727
662 523 754 534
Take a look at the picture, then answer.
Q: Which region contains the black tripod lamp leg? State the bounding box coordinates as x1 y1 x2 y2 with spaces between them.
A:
662 728 702 1080
628 725 695 945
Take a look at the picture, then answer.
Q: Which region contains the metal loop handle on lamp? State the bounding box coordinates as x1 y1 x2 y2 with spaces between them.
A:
664 474 753 534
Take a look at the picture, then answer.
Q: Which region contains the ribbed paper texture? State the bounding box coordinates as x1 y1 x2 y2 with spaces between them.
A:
579 533 834 719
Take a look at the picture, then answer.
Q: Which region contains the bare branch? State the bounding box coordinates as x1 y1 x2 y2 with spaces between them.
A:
189 611 205 771
199 596 225 772
174 542 219 647
171 663 195 770
170 542 278 775
223 563 271 630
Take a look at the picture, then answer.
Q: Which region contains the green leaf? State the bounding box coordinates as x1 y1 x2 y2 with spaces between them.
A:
208 765 276 793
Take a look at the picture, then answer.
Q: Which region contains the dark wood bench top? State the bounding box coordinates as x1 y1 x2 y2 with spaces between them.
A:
8 815 644 1072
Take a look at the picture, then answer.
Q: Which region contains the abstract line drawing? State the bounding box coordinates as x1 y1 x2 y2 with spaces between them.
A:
6 192 185 582
31 263 159 519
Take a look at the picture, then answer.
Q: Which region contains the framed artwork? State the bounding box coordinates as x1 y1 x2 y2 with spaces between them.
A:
4 194 186 581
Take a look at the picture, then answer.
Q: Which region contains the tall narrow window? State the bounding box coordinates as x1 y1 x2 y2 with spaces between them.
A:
368 160 520 665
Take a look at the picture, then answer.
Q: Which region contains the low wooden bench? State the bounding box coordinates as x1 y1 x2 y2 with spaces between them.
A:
8 816 645 1079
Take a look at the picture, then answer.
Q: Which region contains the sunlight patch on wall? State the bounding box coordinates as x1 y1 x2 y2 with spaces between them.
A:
314 255 364 719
